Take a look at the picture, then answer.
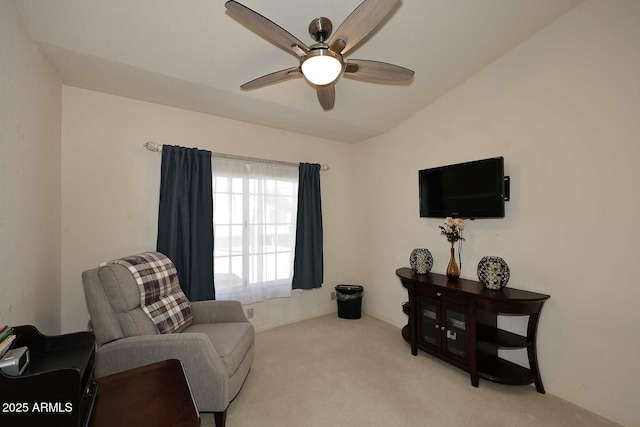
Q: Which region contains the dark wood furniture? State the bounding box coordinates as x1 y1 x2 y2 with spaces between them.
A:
396 268 550 393
90 359 200 427
0 325 98 427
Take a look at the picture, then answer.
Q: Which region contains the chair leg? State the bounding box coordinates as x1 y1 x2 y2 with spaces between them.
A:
213 409 227 427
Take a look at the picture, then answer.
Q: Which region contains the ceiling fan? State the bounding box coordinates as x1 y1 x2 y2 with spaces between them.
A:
225 0 415 111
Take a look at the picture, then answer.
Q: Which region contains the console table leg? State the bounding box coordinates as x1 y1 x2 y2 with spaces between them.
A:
469 301 478 388
471 373 479 387
409 283 419 357
527 312 545 394
214 409 227 427
529 343 546 394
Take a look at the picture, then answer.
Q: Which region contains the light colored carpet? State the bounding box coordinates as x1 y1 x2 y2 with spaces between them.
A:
201 314 618 427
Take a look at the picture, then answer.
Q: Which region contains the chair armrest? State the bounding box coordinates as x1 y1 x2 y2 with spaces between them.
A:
190 300 249 324
96 333 230 411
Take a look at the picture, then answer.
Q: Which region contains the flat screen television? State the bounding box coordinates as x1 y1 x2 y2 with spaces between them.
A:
419 157 508 218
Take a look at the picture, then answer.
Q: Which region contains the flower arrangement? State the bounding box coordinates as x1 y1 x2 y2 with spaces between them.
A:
439 217 465 247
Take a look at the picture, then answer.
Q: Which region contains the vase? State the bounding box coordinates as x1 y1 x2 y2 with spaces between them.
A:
409 248 433 275
446 247 460 280
477 256 510 290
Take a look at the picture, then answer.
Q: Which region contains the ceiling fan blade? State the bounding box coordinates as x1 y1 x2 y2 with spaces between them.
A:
240 67 302 90
316 84 335 111
328 0 398 56
225 1 310 58
343 59 414 81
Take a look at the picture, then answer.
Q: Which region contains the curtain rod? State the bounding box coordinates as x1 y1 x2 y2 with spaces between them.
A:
144 141 329 171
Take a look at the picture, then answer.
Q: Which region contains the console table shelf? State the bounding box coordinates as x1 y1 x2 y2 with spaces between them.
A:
477 353 537 385
396 267 549 393
476 325 530 349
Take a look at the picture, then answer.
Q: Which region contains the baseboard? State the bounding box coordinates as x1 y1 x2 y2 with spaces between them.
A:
253 310 405 334
365 312 405 329
253 310 337 333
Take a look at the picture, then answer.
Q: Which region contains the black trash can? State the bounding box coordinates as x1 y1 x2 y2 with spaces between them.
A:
335 284 364 319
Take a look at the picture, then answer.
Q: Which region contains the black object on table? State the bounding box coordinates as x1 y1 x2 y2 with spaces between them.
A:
0 325 98 427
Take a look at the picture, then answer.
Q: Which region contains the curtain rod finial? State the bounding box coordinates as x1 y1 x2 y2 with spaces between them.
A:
144 141 161 152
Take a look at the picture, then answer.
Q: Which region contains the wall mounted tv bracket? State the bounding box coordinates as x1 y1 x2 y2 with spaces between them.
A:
504 176 510 201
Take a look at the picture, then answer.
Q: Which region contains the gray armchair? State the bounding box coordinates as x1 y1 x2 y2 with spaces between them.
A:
82 260 254 427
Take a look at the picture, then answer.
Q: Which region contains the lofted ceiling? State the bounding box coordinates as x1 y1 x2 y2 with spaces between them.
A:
15 0 583 143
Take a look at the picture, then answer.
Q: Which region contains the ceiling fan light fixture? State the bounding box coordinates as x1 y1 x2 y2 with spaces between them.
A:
301 49 343 86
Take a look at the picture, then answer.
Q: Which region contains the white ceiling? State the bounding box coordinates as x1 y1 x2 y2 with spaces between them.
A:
16 0 583 143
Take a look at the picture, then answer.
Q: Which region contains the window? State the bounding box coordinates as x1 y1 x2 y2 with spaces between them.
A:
212 157 298 304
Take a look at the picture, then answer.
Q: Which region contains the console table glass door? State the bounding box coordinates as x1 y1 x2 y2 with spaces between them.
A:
419 299 468 362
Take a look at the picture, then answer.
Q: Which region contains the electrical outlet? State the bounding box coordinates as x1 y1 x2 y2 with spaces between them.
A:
247 308 254 318
331 291 336 301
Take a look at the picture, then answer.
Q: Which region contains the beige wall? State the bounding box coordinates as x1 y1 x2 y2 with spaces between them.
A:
353 1 640 425
0 0 61 334
61 86 359 333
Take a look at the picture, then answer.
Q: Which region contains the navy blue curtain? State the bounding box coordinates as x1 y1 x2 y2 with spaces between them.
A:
292 163 323 289
157 145 215 301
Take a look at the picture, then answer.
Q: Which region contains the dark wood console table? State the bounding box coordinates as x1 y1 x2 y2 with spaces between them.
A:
396 268 550 393
90 359 200 427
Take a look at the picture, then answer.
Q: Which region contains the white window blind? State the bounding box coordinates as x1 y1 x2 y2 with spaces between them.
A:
212 157 298 304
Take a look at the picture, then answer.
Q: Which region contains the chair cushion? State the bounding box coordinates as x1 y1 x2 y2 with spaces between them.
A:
109 252 193 334
82 269 125 345
98 264 160 336
183 322 254 375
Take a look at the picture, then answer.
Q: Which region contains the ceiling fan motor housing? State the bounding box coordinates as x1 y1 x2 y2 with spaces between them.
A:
309 17 333 42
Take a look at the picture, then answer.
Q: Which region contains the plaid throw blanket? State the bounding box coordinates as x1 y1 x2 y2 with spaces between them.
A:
111 252 193 334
